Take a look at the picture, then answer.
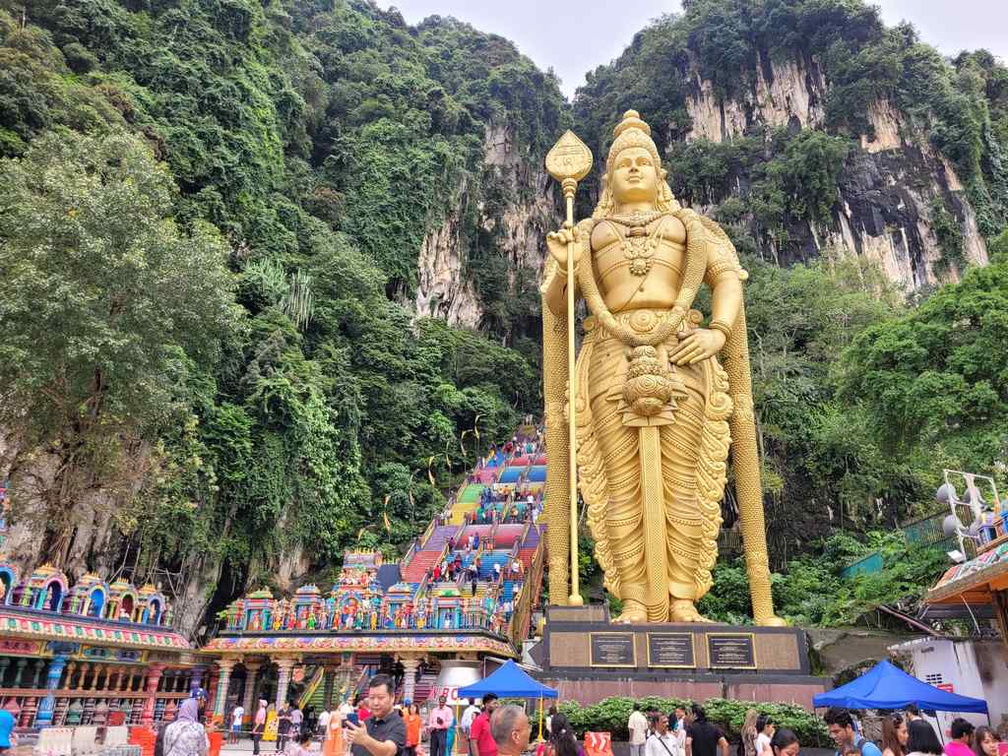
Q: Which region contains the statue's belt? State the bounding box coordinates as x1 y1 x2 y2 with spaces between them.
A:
583 307 704 343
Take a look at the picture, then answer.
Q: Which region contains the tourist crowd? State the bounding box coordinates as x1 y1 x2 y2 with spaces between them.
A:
144 671 1001 756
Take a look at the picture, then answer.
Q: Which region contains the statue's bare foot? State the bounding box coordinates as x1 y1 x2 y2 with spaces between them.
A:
612 600 647 624
755 615 787 627
669 599 713 623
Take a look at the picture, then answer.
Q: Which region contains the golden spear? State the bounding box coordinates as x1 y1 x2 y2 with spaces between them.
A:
545 131 593 606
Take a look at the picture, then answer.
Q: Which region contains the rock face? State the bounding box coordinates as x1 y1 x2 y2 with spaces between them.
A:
683 53 828 142
414 122 555 330
681 51 988 289
0 433 222 639
420 53 990 330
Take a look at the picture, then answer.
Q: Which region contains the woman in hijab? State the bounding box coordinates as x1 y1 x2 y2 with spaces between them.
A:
164 699 208 756
252 700 268 756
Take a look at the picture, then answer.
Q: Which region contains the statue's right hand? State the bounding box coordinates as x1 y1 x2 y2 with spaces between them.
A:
546 227 582 270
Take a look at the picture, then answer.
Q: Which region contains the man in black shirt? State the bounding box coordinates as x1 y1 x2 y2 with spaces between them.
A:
686 705 729 756
346 674 406 756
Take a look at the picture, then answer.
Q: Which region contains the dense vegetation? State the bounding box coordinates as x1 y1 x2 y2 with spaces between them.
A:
0 0 561 610
699 531 949 626
1 0 1007 632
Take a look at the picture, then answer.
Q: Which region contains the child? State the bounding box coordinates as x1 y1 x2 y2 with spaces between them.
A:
286 730 315 756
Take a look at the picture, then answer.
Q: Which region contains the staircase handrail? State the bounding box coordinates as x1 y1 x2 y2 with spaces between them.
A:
415 572 429 602
508 539 544 645
401 539 419 571
297 665 326 710
419 519 436 551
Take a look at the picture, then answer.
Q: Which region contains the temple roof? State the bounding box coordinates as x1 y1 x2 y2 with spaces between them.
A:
0 606 191 651
926 540 1008 604
203 631 516 657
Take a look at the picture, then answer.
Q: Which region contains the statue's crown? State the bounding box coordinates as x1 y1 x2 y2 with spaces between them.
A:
613 109 651 138
606 110 661 174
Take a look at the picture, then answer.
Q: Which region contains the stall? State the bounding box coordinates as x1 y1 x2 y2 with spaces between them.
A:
813 659 988 713
459 660 557 741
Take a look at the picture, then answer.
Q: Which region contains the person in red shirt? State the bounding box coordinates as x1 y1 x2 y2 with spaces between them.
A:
469 694 500 756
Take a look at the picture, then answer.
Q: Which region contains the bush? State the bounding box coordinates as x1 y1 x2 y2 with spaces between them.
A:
557 696 829 747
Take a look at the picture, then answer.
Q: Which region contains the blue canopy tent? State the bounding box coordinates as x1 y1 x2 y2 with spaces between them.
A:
813 660 988 713
459 660 558 699
459 661 558 742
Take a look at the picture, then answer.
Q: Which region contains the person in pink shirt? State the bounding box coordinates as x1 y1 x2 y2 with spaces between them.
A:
428 695 454 756
944 720 976 756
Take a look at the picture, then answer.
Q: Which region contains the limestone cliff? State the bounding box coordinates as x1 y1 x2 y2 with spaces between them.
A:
0 433 222 639
678 50 989 290
415 121 556 334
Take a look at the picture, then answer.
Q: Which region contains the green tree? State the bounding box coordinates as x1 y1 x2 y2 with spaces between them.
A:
0 129 240 557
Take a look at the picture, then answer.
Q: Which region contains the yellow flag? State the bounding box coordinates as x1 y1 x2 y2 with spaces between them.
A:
428 455 436 486
383 495 392 533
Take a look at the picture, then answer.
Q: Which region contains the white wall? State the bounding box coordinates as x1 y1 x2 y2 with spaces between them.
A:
906 639 1005 734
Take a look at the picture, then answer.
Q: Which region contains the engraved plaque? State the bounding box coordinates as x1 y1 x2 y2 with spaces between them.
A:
707 633 756 669
646 633 695 668
589 632 637 667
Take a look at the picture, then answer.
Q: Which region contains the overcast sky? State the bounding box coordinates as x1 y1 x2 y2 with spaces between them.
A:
377 0 1008 98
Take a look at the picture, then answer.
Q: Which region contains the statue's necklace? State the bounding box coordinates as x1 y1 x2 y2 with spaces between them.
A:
608 210 669 276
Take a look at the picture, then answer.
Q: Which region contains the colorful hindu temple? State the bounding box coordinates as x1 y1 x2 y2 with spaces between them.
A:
0 428 546 731
0 563 200 729
200 429 547 718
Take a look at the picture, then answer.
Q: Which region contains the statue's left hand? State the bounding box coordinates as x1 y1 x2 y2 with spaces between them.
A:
669 328 726 364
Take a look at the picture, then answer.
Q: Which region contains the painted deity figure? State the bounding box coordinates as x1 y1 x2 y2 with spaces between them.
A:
542 110 783 625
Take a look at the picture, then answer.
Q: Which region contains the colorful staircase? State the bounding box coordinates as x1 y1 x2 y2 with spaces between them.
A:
402 549 440 583
410 672 437 704
425 525 457 550
478 550 510 579
297 665 326 710
501 580 516 602
493 524 525 548
451 484 487 525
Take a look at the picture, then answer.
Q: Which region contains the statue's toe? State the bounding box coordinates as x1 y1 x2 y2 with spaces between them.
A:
613 600 647 624
755 615 788 627
668 599 711 623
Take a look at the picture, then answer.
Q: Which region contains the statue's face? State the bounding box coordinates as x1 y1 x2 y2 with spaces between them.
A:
609 146 659 205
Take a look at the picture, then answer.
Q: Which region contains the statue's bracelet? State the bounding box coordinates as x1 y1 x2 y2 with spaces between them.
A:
709 319 732 340
556 260 579 277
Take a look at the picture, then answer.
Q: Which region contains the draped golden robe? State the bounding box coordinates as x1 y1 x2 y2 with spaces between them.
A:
577 306 732 612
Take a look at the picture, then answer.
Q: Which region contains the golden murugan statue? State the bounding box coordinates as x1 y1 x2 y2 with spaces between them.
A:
541 111 784 625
